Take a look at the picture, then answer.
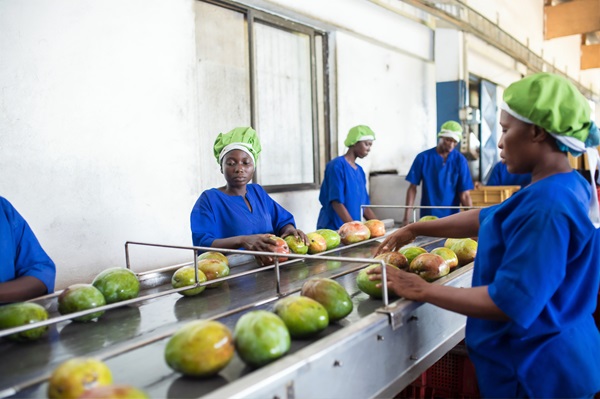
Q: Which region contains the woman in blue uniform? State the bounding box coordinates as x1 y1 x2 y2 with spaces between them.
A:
486 160 531 187
317 125 378 230
0 197 56 302
371 73 600 398
191 127 307 264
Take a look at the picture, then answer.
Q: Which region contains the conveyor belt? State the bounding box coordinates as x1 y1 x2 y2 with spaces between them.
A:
0 234 472 399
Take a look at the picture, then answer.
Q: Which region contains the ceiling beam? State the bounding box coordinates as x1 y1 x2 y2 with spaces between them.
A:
581 43 600 69
544 0 600 39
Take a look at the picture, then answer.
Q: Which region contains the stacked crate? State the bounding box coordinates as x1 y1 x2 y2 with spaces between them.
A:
470 185 521 207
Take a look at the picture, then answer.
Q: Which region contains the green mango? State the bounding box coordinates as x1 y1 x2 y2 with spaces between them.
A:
58 284 106 322
0 302 49 342
165 320 234 377
450 238 478 266
92 267 140 304
48 357 112 399
399 246 428 265
356 264 399 299
79 385 149 399
301 278 353 321
171 266 207 296
315 229 341 250
430 247 459 270
197 251 229 266
273 296 329 338
284 235 309 255
234 310 290 368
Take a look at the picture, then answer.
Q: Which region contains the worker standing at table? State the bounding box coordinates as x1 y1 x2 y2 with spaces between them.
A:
372 72 600 398
0 196 56 303
403 120 473 223
316 125 378 230
190 127 307 264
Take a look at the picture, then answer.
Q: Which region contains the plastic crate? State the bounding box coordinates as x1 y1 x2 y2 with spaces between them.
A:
397 343 480 399
470 185 521 207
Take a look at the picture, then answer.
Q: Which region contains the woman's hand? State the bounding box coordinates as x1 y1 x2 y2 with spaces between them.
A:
366 264 430 301
279 224 309 245
375 226 416 255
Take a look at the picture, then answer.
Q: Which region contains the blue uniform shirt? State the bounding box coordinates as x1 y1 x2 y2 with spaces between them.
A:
317 156 370 230
0 197 56 294
190 184 296 248
467 171 600 398
406 148 474 218
487 161 531 187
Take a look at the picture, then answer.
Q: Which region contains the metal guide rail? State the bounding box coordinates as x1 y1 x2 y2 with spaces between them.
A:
0 233 473 399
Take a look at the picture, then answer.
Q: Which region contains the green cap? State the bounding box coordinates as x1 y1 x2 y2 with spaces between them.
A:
502 72 594 154
437 121 463 143
344 125 376 147
213 127 262 164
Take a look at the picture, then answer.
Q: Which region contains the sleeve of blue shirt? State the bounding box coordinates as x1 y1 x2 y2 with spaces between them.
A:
456 154 474 192
485 206 568 329
1 197 56 293
322 159 346 205
190 191 220 247
405 153 423 186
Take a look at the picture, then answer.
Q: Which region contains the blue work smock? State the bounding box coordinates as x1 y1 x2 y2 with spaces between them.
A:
317 156 370 230
0 197 56 294
467 171 600 398
406 147 474 218
190 184 295 248
487 161 531 187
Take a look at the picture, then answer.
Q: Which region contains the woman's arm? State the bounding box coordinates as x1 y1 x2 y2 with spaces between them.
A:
332 201 353 224
367 265 508 320
0 276 48 303
377 209 480 254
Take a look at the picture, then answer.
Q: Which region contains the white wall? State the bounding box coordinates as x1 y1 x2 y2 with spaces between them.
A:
0 0 436 289
0 0 200 287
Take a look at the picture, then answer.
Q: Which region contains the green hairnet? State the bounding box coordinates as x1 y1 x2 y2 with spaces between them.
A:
437 121 463 142
502 73 592 146
344 125 376 147
213 127 262 165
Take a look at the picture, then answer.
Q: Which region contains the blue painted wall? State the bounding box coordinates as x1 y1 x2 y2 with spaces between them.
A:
436 80 466 133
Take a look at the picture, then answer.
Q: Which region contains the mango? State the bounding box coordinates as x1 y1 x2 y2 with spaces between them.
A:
409 253 450 282
398 246 427 265
338 221 371 245
363 219 385 237
171 266 207 296
273 296 329 338
315 229 341 250
418 215 438 222
234 310 290 367
0 302 49 342
164 320 234 377
284 235 309 255
450 238 478 266
301 278 353 321
78 385 149 399
198 251 229 265
306 232 327 254
92 267 140 304
58 284 106 322
374 252 409 271
356 264 399 299
197 259 229 288
48 358 112 399
430 247 459 270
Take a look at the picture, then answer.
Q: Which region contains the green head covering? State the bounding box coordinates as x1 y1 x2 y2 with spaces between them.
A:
437 121 463 143
502 72 598 155
213 127 262 165
344 125 376 147
503 72 600 228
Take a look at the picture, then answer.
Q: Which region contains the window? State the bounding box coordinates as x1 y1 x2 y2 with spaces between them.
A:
195 1 329 191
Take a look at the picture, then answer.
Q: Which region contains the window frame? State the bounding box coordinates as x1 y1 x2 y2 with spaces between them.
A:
199 0 331 192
